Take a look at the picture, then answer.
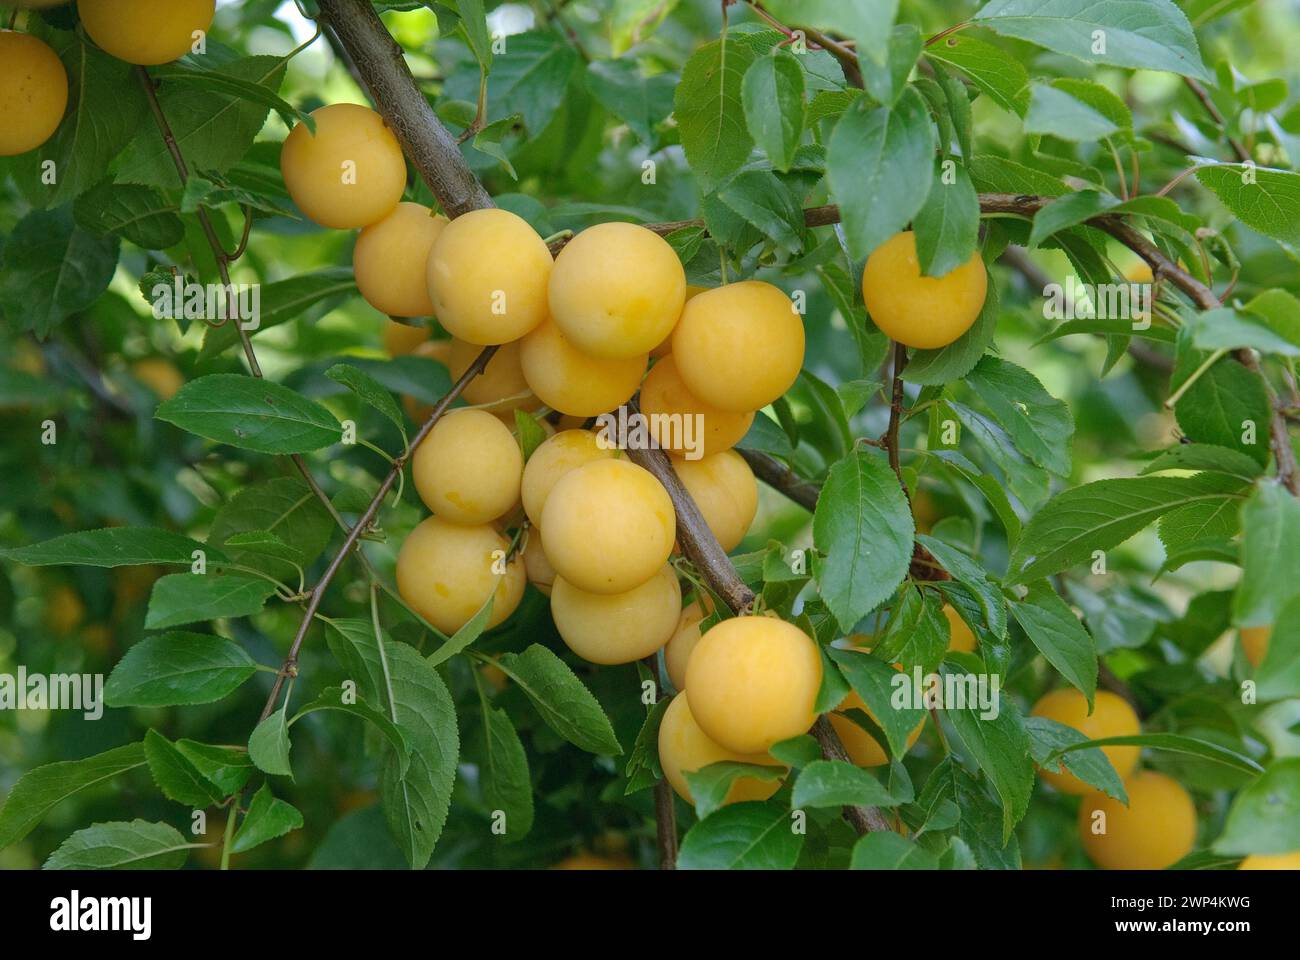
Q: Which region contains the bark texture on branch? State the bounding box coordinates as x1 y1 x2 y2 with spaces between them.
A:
317 0 494 216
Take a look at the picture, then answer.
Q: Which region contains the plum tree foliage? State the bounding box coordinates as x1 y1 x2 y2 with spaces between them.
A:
0 0 1298 874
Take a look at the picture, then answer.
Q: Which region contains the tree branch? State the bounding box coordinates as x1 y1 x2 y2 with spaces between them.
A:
316 0 495 216
260 346 499 720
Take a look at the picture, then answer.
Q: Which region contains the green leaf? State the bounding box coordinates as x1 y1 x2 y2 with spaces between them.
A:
965 355 1074 477
1025 82 1119 141
914 159 980 277
1195 163 1300 250
104 633 257 707
1256 597 1300 701
1010 584 1098 705
230 783 304 855
741 49 804 172
791 759 899 809
44 820 192 870
377 642 459 869
27 30 148 206
926 33 1030 116
677 800 803 870
426 588 495 667
156 374 341 454
874 586 951 673
762 0 899 66
827 647 927 760
860 24 923 106
291 687 411 777
1028 190 1120 248
116 56 286 189
1006 474 1248 584
2 527 217 568
1234 482 1300 627
973 0 1209 80
624 697 670 795
941 668 1034 842
813 450 914 632
143 730 226 808
716 169 806 252
0 744 146 848
1140 442 1264 481
1171 337 1272 465
1186 307 1300 357
674 38 757 183
248 707 293 778
199 268 357 360
916 535 1007 638
917 756 1022 868
513 410 548 462
173 741 254 795
1045 733 1263 775
73 182 184 249
471 112 523 180
208 476 334 578
828 86 936 260
584 60 675 147
850 831 939 868
473 701 535 840
149 64 310 131
1214 759 1300 855
469 31 578 134
0 207 119 337
685 761 786 821
1024 716 1126 802
144 572 277 629
326 363 407 436
494 645 621 756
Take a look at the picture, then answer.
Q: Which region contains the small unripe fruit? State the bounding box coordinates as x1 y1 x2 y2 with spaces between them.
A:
426 208 551 344
664 598 710 691
658 694 783 805
1078 771 1196 870
280 103 407 229
830 691 924 767
519 317 647 417
448 337 535 412
640 355 754 458
686 616 821 753
671 280 804 412
548 222 686 359
671 450 758 552
540 459 674 595
1031 689 1140 795
520 429 615 527
411 409 522 524
384 319 431 357
1240 625 1271 668
551 564 681 664
395 517 525 635
522 533 556 596
354 203 446 317
861 231 987 349
78 0 214 65
944 604 976 652
0 32 67 156
1238 851 1300 870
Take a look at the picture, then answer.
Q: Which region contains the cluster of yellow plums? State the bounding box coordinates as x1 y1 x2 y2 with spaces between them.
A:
0 1 216 156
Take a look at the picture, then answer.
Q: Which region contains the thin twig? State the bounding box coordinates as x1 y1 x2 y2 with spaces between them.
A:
1184 76 1250 163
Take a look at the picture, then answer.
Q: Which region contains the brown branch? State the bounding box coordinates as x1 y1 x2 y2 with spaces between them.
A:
643 655 678 869
316 0 494 216
885 342 908 482
1183 76 1250 163
260 346 499 720
736 448 819 512
811 717 895 833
